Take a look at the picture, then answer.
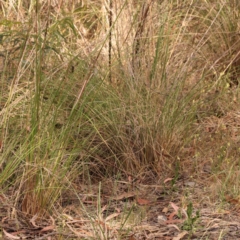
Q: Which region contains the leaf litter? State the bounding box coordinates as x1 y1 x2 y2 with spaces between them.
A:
2 163 240 239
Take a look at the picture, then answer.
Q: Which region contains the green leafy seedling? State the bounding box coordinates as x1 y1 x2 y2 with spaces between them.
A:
182 202 200 232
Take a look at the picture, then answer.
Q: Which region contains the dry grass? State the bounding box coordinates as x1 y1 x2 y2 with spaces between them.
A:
0 0 240 239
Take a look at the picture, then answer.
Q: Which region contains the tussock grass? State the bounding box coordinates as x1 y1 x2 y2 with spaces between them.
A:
0 0 240 238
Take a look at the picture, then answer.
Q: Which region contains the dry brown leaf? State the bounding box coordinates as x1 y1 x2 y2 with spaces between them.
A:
168 211 177 221
105 212 120 222
128 235 137 240
40 225 55 232
165 219 183 224
3 229 21 239
167 224 181 231
170 202 179 212
164 178 173 183
115 207 121 213
167 210 183 224
136 198 151 206
30 214 39 228
172 230 188 240
225 195 240 205
162 207 168 213
111 192 135 201
82 200 97 205
167 212 183 224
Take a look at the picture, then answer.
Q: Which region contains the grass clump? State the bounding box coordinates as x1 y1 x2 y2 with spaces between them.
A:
0 0 240 239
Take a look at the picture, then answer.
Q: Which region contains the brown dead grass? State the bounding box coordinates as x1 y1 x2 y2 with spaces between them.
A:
1 0 240 239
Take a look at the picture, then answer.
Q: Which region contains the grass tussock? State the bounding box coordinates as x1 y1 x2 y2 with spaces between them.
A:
0 0 240 239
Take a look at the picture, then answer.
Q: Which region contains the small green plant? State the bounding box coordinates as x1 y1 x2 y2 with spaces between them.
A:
182 202 200 232
171 160 180 187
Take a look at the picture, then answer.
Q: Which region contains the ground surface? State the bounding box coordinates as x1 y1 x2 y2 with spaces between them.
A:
1 175 240 240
